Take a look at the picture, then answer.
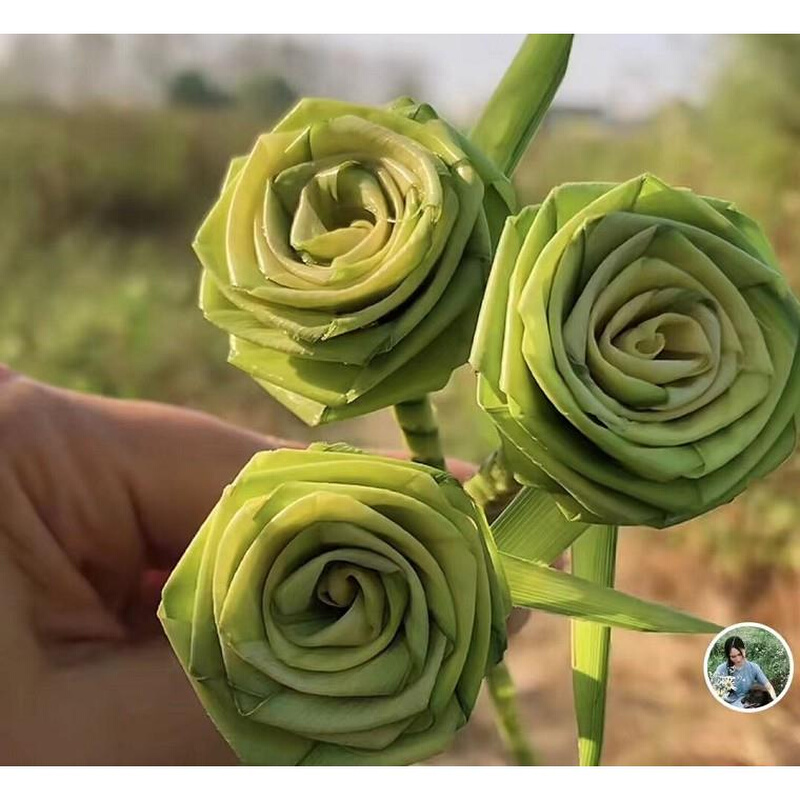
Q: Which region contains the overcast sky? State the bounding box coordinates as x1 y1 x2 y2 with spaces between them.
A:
0 34 724 118
294 34 720 118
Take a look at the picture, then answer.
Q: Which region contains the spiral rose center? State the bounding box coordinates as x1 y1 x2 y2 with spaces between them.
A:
267 536 412 654
288 164 385 265
316 563 369 608
612 311 712 365
617 329 665 358
534 217 779 450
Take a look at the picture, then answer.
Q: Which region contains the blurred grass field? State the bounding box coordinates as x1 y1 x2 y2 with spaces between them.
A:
2 34 800 764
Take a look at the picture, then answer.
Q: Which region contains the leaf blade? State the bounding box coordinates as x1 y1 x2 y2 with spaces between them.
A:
470 34 574 176
500 552 721 634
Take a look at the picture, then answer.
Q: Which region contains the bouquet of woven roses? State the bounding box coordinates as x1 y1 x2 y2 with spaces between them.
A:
158 35 800 766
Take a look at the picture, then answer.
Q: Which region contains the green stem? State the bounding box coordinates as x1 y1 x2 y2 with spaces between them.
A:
463 451 536 766
470 34 573 177
486 661 538 766
570 524 618 767
393 396 446 470
391 412 534 765
463 448 520 519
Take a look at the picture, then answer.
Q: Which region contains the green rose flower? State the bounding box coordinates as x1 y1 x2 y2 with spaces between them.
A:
471 174 800 528
157 445 510 765
195 97 514 425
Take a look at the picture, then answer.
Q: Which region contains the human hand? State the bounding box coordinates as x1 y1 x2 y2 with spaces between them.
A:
0 367 485 764
0 366 284 765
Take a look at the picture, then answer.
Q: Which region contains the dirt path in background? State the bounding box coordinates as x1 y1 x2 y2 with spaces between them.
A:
430 528 800 766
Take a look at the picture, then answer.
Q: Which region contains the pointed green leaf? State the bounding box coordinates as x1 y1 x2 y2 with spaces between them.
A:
470 34 573 176
500 552 721 633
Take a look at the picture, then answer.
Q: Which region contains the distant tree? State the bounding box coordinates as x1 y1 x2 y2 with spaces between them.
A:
237 73 297 120
167 69 232 109
707 36 800 152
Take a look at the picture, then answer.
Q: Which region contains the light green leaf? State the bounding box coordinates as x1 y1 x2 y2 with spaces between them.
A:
471 34 573 176
500 552 721 633
492 486 590 565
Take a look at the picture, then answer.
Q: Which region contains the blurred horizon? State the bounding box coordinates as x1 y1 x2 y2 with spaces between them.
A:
0 34 715 122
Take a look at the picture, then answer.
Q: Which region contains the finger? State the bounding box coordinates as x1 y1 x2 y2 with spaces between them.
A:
375 446 477 483
77 392 476 567
63 391 291 568
0 375 155 623
445 457 478 484
0 468 126 643
0 474 232 765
